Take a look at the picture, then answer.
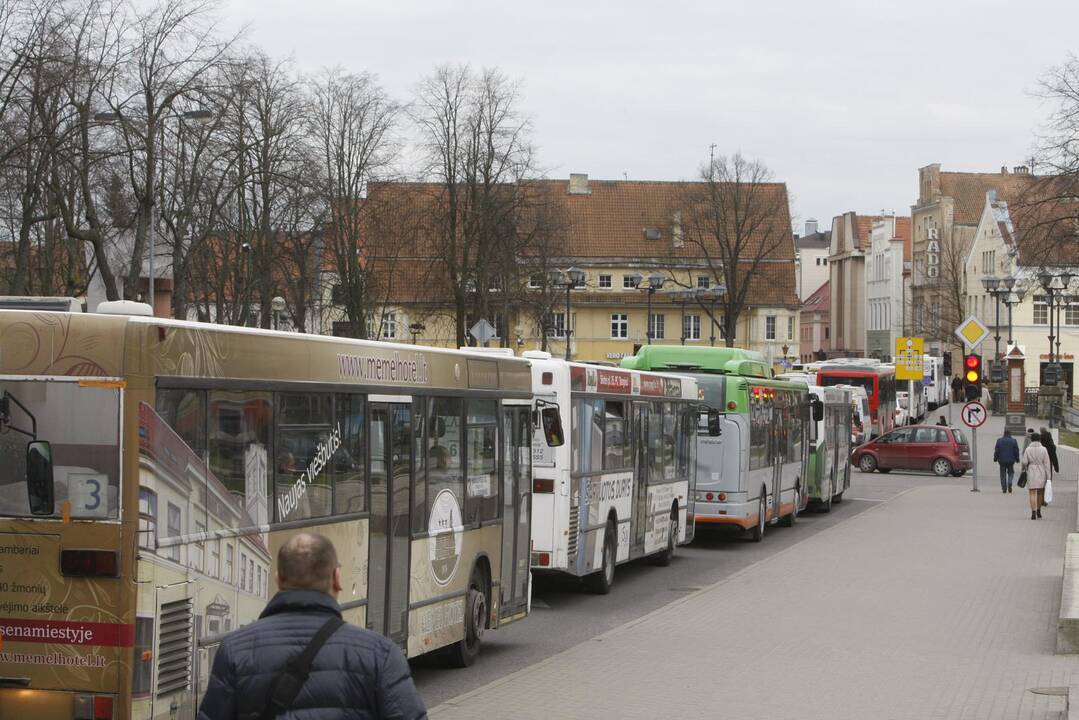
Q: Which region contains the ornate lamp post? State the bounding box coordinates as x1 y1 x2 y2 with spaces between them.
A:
980 274 1003 358
271 296 286 331
629 273 666 344
408 321 425 344
1002 284 1024 346
549 267 586 360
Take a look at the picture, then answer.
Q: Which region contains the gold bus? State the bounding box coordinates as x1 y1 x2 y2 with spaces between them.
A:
0 309 561 719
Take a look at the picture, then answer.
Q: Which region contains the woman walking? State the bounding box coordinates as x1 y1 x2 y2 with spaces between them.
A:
1021 435 1053 520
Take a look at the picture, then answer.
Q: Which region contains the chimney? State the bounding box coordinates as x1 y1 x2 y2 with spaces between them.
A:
805 218 818 236
568 173 591 195
1000 166 1008 174
1013 165 1029 175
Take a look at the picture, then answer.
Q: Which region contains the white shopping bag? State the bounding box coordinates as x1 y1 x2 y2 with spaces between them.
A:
1045 478 1053 504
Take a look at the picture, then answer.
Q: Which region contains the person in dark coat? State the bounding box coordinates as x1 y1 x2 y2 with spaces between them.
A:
993 428 1021 493
1041 426 1060 479
197 532 427 720
951 375 963 403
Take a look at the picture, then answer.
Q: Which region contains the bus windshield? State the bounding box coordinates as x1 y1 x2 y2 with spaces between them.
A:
0 380 121 519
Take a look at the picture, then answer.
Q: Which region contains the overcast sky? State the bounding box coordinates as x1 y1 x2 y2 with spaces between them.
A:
220 0 1079 232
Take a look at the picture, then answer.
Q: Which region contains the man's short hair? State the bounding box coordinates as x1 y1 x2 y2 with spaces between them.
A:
278 533 338 592
1004 429 1011 436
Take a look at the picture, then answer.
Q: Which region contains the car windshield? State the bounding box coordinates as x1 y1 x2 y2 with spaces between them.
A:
0 380 121 519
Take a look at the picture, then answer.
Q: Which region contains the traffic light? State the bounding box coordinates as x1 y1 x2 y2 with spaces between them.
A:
942 351 952 377
963 354 982 400
989 359 1005 384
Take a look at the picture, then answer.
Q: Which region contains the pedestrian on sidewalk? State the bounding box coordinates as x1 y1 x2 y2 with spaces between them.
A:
937 415 948 427
1024 428 1037 450
993 428 1020 493
1040 427 1060 478
951 375 963 403
197 532 428 720
1021 435 1052 520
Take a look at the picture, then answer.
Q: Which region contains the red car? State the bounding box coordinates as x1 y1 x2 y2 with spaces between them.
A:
852 424 972 477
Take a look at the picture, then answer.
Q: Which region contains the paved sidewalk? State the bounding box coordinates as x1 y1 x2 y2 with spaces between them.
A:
432 418 1079 719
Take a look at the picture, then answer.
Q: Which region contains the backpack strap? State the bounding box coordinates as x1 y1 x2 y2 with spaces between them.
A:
259 615 345 720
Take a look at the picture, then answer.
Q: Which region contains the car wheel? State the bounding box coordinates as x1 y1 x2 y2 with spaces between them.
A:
932 458 953 477
950 469 966 477
750 492 766 542
859 454 877 473
585 519 616 594
878 468 892 474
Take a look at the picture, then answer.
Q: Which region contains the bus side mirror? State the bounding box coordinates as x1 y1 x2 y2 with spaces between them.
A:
26 440 54 516
540 406 564 448
812 399 824 422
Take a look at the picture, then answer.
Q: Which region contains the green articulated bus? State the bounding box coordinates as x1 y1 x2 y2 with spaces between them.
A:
621 346 816 542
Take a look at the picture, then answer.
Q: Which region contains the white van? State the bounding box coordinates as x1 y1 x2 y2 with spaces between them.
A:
835 383 871 446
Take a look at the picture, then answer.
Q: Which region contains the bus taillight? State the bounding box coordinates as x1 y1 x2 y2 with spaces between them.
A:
60 549 119 577
531 552 551 566
533 478 555 493
74 694 113 719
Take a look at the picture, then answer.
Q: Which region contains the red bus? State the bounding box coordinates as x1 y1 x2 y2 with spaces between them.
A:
816 364 897 440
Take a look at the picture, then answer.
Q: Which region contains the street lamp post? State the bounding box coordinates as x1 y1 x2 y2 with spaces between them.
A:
409 322 426 344
981 274 1002 358
549 267 585 360
629 273 665 344
271 296 286 331
1053 274 1073 360
93 108 215 314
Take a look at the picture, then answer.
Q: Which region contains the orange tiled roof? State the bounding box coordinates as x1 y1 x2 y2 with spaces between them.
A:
356 178 796 307
938 171 1041 226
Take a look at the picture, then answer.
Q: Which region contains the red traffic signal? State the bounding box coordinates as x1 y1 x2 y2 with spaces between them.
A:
963 354 982 384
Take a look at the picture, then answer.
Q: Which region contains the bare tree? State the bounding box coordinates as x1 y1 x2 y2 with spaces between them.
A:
308 67 399 338
413 64 538 347
670 153 793 347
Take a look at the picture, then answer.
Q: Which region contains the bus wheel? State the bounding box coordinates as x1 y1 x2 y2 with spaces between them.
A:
654 505 678 566
833 492 844 504
750 493 766 542
585 520 616 594
781 485 799 527
446 569 486 667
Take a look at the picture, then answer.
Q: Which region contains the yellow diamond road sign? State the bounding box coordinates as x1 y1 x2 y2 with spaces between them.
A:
895 336 924 380
954 315 990 350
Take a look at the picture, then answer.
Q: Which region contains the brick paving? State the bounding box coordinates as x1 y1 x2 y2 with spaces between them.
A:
430 417 1079 719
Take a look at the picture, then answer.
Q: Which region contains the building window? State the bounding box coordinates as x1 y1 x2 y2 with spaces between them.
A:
192 522 205 572
224 544 234 583
382 312 396 339
623 275 640 289
1034 295 1048 325
598 274 612 289
649 314 665 339
210 541 220 579
240 552 247 590
528 273 543 288
765 315 776 340
825 326 830 340
549 312 566 338
166 503 181 562
1067 300 1079 326
138 488 157 551
697 276 710 289
787 316 794 341
683 314 701 341
611 313 629 339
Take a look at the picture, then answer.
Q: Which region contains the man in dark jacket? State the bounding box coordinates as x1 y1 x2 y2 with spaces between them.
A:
993 429 1021 493
951 375 963 403
197 532 427 720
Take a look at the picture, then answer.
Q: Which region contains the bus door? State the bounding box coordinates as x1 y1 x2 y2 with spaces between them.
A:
632 401 649 553
499 405 531 619
770 407 783 522
368 403 412 648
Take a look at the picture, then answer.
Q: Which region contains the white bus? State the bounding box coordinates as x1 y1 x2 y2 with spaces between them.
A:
923 354 949 410
524 352 699 594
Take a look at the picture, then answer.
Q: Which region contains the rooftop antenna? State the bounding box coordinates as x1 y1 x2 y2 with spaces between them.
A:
623 172 628 181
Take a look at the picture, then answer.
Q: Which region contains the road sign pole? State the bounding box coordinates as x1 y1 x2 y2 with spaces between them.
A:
971 425 979 492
